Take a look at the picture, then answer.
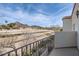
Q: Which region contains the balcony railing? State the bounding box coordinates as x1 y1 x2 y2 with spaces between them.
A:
0 35 54 56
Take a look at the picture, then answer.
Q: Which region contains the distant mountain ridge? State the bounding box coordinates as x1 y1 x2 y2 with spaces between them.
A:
0 21 30 29
0 21 62 32
15 21 29 28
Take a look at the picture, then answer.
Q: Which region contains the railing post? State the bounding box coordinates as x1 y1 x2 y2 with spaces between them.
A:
26 46 27 56
33 43 34 50
46 39 49 55
38 41 40 56
30 44 31 56
8 53 10 56
36 42 38 56
15 49 18 56
21 48 24 56
32 43 34 56
37 41 39 56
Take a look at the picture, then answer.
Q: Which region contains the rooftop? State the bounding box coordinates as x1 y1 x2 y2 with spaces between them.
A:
62 16 72 20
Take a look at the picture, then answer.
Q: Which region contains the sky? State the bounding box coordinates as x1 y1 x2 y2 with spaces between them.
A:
0 3 74 27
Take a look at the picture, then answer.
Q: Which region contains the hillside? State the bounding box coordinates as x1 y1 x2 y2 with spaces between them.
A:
0 22 62 32
0 22 29 30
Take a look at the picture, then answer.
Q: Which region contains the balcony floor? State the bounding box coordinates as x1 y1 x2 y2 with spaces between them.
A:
49 47 79 56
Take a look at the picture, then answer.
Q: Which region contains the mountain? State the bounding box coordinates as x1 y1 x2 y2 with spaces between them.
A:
15 21 29 28
2 21 30 29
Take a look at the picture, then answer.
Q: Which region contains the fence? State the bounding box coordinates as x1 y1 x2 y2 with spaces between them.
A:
0 35 54 56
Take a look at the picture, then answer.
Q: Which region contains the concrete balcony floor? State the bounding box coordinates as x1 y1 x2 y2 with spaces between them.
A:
49 47 79 56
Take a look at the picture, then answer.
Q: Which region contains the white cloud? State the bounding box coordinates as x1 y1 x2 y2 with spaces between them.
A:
0 4 73 27
0 8 54 27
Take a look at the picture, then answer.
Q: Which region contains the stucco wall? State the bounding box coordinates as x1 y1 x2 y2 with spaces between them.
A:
72 4 79 31
63 19 72 31
54 31 77 48
72 4 79 49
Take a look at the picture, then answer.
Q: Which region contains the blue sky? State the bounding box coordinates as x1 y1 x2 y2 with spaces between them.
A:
0 3 74 27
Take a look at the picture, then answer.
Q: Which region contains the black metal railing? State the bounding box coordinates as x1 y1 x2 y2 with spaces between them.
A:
0 35 54 56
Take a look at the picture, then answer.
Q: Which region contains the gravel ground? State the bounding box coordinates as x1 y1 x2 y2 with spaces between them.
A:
0 28 54 55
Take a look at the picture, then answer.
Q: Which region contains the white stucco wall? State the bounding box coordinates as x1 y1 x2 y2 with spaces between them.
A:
54 31 77 48
63 19 72 31
72 4 78 31
72 4 79 49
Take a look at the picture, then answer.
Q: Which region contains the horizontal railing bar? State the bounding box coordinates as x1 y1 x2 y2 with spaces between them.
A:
0 35 54 56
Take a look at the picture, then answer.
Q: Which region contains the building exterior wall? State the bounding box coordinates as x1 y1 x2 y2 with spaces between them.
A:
55 4 79 49
72 4 78 31
54 31 77 48
63 19 72 31
72 4 79 49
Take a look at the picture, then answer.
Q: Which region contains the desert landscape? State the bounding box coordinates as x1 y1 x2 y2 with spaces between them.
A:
0 27 54 55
